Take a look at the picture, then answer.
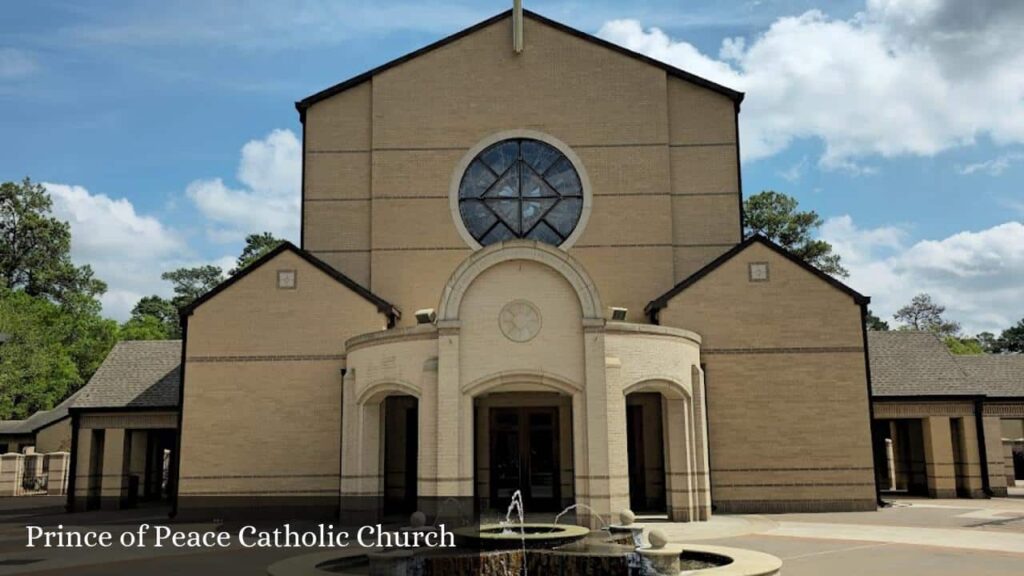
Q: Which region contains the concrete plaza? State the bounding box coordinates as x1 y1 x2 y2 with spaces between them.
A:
0 492 1022 574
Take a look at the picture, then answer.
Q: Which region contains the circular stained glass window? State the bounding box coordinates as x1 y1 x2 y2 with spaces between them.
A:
458 138 583 247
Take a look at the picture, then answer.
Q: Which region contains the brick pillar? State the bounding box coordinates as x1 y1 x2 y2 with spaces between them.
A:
0 453 24 496
45 452 70 496
955 416 985 497
982 416 1008 497
100 429 127 509
921 417 956 498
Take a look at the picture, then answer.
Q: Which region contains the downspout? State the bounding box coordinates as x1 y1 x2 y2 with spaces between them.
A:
66 411 80 512
701 362 715 512
974 397 994 497
170 312 190 518
859 302 885 508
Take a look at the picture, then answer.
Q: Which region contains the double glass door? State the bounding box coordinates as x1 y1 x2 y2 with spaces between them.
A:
490 407 560 511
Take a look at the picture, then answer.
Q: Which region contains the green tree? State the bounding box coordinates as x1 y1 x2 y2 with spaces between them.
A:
975 331 999 353
0 288 116 419
743 190 848 278
122 295 180 339
995 319 1024 353
161 266 224 310
229 232 285 276
894 293 961 338
944 336 985 355
0 178 106 306
120 314 172 341
865 309 890 331
0 179 118 418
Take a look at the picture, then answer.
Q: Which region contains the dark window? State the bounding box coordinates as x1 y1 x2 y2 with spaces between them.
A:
459 138 583 247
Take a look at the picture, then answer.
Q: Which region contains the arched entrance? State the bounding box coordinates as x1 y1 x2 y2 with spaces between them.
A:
622 377 706 521
625 392 666 513
382 395 418 515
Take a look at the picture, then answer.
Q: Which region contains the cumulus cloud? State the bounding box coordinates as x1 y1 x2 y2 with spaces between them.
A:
821 216 1024 334
44 183 186 320
186 129 300 243
598 0 1024 167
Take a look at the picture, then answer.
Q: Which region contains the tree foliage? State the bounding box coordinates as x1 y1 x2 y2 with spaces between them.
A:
743 190 848 278
161 266 224 311
865 309 890 331
0 179 119 419
1 178 106 306
230 232 285 276
989 319 1024 354
944 336 985 355
893 293 961 338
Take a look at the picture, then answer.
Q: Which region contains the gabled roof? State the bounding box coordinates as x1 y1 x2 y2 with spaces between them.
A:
73 341 182 410
954 354 1024 398
868 331 971 397
645 235 870 316
295 9 744 119
181 242 399 322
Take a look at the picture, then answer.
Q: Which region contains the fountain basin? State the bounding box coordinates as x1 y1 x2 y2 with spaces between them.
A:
454 523 590 550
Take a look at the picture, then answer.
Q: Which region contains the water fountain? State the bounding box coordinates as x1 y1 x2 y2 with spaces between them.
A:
266 496 782 576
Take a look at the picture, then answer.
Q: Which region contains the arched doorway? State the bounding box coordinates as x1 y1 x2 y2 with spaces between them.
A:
625 392 666 513
382 395 419 516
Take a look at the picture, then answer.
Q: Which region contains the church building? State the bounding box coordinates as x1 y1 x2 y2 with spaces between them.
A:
68 8 887 523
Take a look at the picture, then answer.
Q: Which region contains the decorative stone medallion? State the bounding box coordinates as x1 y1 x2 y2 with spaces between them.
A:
499 300 542 343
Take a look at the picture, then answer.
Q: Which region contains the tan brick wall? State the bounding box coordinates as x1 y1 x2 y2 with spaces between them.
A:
660 243 865 349
35 418 72 453
458 260 586 388
300 14 742 324
180 249 388 498
185 250 384 357
659 241 875 512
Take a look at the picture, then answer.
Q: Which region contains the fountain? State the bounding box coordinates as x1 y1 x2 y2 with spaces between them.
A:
266 497 782 576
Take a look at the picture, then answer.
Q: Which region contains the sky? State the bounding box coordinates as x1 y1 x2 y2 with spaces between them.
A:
1 0 1022 335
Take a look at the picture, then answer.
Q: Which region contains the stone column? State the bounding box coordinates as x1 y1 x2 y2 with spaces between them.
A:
885 439 897 491
982 416 1009 496
100 429 127 509
662 397 692 521
921 417 956 498
435 322 472 501
417 357 439 503
691 365 712 520
577 323 627 528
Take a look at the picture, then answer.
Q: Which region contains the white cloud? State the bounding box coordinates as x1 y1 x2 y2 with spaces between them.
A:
186 129 300 244
0 48 37 79
957 151 1024 176
43 183 187 320
598 0 1024 167
821 216 1024 334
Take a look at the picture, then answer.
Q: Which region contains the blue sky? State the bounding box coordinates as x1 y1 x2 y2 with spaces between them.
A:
1 0 1022 334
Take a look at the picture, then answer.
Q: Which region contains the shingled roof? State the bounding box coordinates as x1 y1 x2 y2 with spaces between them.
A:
72 340 182 410
868 331 1024 398
868 331 971 397
953 355 1024 398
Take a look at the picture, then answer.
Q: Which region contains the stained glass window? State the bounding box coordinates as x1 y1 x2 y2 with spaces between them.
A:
458 138 583 247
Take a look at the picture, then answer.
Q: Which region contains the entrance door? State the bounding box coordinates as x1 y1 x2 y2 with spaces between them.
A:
490 407 560 512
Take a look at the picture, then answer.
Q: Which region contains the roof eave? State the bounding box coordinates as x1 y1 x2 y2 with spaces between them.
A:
294 8 744 117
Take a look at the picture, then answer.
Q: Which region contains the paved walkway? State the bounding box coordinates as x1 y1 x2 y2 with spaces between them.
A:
1 495 1023 574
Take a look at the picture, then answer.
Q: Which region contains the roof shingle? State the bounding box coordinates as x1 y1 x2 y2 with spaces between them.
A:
72 340 182 409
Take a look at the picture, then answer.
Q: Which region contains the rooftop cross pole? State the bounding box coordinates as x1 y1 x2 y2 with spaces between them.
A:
513 0 524 54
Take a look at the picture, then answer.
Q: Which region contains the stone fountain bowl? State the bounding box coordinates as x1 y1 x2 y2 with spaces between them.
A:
454 523 590 550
